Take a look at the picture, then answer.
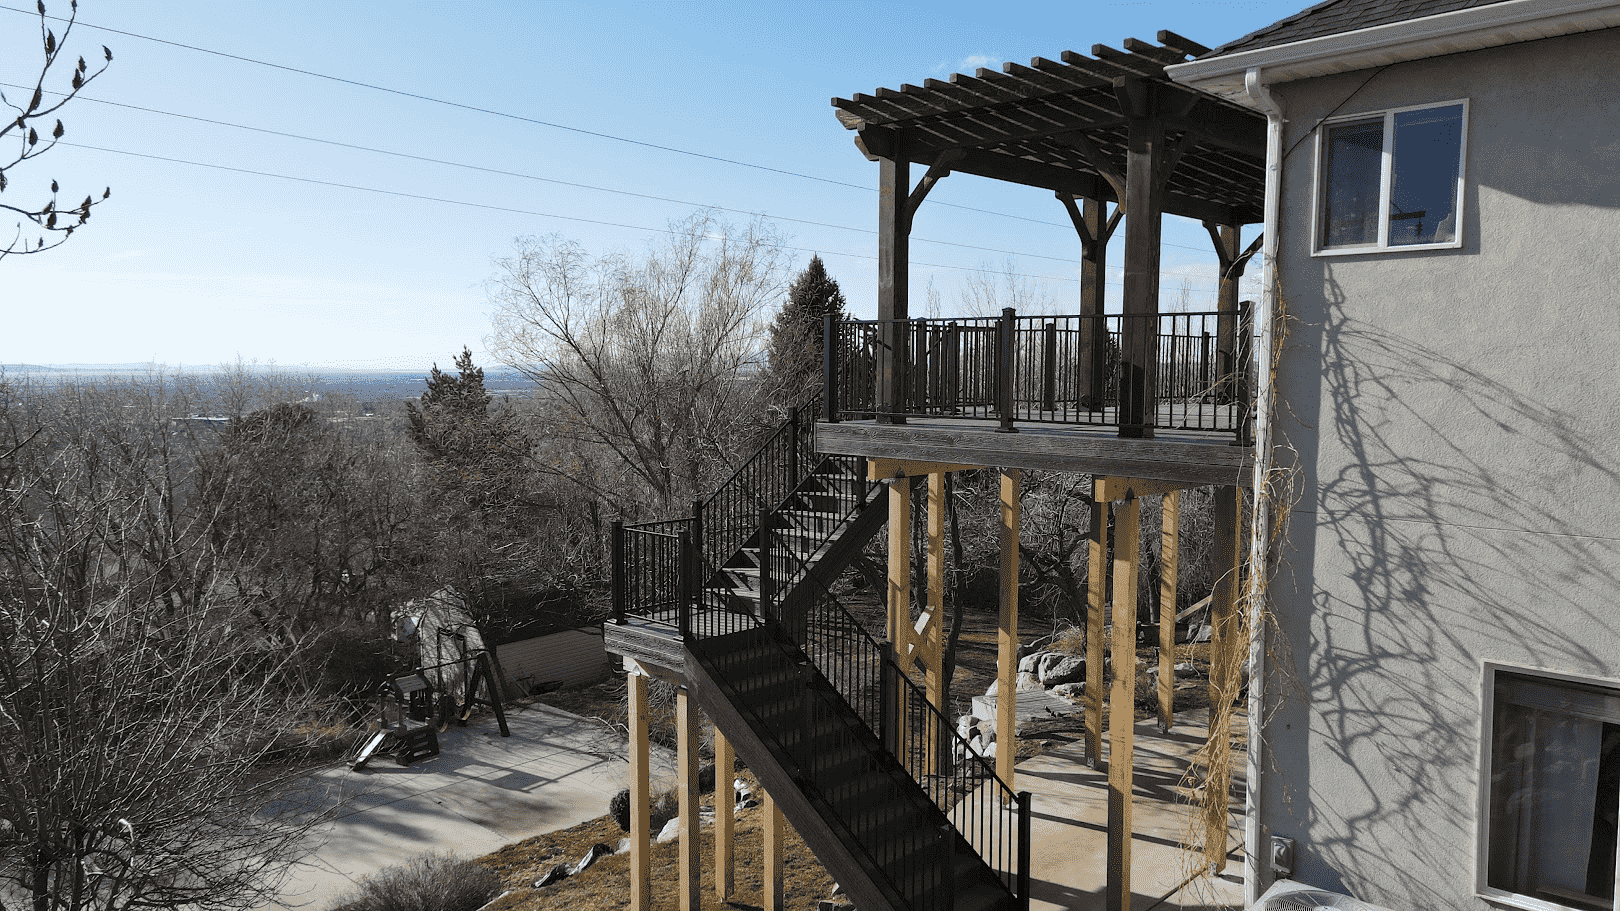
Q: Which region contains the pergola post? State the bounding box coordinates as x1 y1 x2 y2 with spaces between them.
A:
1158 491 1180 732
627 671 652 911
877 138 910 424
925 471 947 776
1206 485 1243 872
1118 80 1169 440
1085 491 1108 769
997 468 1021 789
1204 222 1262 408
1107 493 1141 911
677 686 701 911
1059 194 1121 411
713 725 734 898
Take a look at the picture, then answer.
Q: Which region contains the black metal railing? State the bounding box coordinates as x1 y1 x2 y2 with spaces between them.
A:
610 408 1032 911
824 306 1253 440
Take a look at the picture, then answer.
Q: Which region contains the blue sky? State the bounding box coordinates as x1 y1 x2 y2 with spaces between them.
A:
1 0 1301 371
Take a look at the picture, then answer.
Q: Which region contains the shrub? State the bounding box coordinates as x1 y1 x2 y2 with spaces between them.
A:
328 852 501 911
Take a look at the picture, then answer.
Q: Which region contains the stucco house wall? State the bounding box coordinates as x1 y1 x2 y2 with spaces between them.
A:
1261 25 1620 908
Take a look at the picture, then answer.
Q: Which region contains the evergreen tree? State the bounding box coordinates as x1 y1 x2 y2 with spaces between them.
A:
405 347 525 510
766 255 847 408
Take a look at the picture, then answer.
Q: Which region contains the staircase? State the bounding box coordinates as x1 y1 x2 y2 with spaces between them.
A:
608 409 1030 911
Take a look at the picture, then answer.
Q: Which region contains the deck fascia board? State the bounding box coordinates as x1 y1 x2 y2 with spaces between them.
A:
815 419 1252 488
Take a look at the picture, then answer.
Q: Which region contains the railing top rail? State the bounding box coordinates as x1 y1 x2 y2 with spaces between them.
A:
840 310 1237 326
696 408 804 518
622 519 689 536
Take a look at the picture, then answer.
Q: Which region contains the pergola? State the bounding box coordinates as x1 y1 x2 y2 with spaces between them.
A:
832 32 1267 439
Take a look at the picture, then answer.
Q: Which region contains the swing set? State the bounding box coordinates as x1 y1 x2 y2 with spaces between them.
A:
349 644 510 771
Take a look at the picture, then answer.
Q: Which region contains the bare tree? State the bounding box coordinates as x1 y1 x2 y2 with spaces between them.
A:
1 0 112 261
487 210 789 516
0 380 323 911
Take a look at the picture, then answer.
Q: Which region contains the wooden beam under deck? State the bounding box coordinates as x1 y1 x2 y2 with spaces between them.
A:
818 418 1252 488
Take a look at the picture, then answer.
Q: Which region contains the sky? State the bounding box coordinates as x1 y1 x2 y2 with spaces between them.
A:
1 0 1301 372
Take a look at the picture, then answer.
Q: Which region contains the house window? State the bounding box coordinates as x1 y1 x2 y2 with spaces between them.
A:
1481 666 1620 911
1315 101 1467 253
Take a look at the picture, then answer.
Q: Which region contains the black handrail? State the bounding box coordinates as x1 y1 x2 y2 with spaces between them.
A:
611 408 1033 911
826 308 1254 438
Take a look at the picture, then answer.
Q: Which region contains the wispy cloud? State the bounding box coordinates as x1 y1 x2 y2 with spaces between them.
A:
933 53 1003 76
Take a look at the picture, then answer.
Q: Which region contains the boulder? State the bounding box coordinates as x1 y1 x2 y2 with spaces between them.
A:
656 818 682 844
570 843 613 876
1040 656 1086 686
1017 652 1046 675
534 864 568 888
1051 682 1085 702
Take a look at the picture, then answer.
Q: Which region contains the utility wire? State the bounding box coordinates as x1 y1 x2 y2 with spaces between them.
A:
2 3 1233 257
7 83 1154 278
57 140 1108 286
63 139 1225 296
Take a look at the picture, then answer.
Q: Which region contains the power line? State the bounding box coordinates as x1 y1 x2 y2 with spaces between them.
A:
60 140 1224 297
6 83 1144 277
1 2 1236 255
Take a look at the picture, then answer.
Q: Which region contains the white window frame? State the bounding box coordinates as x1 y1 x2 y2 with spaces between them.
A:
1477 661 1620 911
1311 98 1469 256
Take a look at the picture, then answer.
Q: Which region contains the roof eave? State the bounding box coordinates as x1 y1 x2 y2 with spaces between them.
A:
1166 0 1620 104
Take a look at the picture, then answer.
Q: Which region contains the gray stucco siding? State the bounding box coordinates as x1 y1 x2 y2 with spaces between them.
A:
1260 26 1620 910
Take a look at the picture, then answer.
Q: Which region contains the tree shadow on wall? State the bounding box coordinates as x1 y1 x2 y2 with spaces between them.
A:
1267 273 1620 907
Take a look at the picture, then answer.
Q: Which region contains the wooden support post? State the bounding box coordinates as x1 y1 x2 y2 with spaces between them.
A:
1086 490 1108 769
877 138 910 424
888 477 912 755
1058 194 1120 410
1206 485 1242 872
1117 80 1169 440
1159 491 1180 732
677 687 701 911
763 790 785 911
628 671 652 911
713 725 734 898
998 468 1021 789
925 471 946 776
1107 494 1141 911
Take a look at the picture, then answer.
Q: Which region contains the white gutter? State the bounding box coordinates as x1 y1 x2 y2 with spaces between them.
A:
1169 0 1620 102
1242 65 1283 908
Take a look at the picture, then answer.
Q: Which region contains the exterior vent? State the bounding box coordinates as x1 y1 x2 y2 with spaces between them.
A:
1253 880 1397 911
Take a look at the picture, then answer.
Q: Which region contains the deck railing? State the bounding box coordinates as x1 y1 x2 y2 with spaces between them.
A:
610 410 1032 911
824 307 1253 440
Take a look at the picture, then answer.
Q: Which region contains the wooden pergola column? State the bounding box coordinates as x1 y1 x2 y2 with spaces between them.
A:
713 725 734 898
1205 485 1243 872
886 475 911 758
1158 491 1180 732
875 133 959 424
1203 222 1262 407
676 686 702 911
763 790 785 911
627 671 652 911
1107 492 1141 911
1059 194 1122 410
997 468 1021 789
1085 492 1108 769
877 139 909 424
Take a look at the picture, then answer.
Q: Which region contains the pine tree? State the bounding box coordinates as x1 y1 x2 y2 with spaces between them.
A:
405 347 524 510
766 255 847 407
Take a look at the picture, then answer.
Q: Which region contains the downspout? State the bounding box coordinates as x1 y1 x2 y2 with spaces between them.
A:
1243 64 1284 907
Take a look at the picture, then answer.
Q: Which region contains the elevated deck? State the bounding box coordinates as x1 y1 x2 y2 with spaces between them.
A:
816 416 1252 487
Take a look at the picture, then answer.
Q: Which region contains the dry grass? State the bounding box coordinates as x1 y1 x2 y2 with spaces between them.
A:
478 771 837 911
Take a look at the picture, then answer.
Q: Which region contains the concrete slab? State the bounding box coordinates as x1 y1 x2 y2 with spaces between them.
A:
261 702 675 911
959 709 1246 911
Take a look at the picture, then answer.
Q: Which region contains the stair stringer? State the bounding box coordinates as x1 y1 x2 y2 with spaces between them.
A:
681 635 911 911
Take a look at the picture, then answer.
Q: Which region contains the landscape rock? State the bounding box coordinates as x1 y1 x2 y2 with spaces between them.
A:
1017 652 1045 675
1175 662 1201 678
1040 655 1086 686
656 818 682 844
616 837 631 855
570 843 613 876
534 864 568 888
1051 682 1085 702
